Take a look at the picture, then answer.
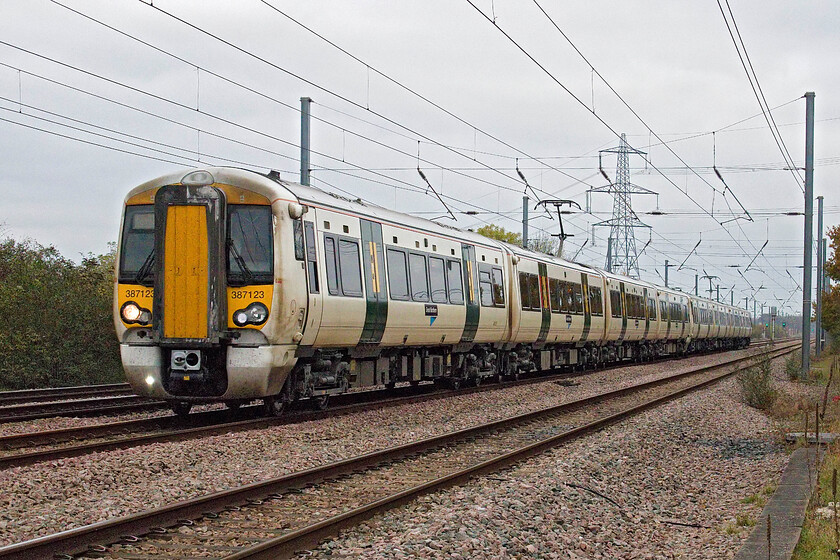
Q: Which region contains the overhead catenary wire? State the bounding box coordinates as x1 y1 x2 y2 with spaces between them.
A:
716 0 805 194
0 43 553 214
41 1 577 201
1 5 800 306
463 0 794 296
134 0 579 199
255 0 598 186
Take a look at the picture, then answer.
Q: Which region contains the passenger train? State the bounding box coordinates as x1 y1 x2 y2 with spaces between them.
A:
114 167 752 415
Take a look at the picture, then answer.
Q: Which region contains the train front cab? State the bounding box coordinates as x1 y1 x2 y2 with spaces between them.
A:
114 169 304 412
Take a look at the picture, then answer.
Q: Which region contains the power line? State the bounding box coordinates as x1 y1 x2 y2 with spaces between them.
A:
45 1 573 201
0 44 547 216
134 0 571 199
716 0 804 194
464 0 792 296
256 0 597 187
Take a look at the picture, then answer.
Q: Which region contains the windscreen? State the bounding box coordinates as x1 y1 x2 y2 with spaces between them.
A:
228 205 273 285
119 205 155 285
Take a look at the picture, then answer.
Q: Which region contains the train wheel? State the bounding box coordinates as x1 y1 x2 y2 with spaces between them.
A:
312 394 330 411
473 376 482 387
224 400 243 411
263 396 286 417
450 377 462 390
170 401 192 417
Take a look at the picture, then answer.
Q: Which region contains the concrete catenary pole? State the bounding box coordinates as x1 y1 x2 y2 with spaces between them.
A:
695 274 699 296
816 195 824 357
300 97 312 186
664 260 669 287
801 92 815 379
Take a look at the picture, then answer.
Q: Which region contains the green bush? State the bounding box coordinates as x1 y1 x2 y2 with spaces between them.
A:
785 351 801 381
738 358 777 410
0 238 122 390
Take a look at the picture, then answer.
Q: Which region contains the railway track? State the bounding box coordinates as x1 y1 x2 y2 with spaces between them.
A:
0 340 788 428
0 341 799 560
0 394 166 424
0 383 132 406
0 343 779 469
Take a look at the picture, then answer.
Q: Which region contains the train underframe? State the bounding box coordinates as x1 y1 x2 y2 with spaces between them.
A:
272 335 751 415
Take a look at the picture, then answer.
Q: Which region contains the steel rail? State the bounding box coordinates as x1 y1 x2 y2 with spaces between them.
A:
0 395 166 424
0 383 132 406
0 341 798 560
0 343 773 468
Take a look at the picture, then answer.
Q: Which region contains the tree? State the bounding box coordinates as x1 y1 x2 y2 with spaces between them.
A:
528 233 562 258
0 238 122 389
821 225 840 348
476 224 521 246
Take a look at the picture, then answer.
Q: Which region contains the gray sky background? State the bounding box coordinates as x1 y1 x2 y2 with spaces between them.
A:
1 0 837 316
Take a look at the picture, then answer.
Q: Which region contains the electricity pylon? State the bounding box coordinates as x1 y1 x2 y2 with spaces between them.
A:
587 133 656 279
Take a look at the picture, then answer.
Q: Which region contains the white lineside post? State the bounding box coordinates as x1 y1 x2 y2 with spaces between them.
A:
802 92 815 380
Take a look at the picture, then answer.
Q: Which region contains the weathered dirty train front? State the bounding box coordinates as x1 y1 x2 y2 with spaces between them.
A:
115 168 308 415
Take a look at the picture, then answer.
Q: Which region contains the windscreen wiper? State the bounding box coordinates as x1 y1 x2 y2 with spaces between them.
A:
134 249 155 286
227 239 254 285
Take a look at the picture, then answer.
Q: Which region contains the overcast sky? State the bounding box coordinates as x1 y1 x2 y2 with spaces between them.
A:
1 0 837 316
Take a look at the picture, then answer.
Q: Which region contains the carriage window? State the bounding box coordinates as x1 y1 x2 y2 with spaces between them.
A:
228 205 274 286
446 260 464 305
610 290 622 318
293 219 305 261
479 269 494 307
589 286 603 316
491 267 505 306
409 253 429 302
562 282 574 313
519 273 531 310
304 221 318 293
569 283 582 314
338 240 362 297
119 205 156 284
429 257 448 304
387 248 409 300
324 237 339 295
529 274 541 311
549 278 561 313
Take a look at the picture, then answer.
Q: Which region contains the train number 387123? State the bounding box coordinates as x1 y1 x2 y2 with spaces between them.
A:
124 289 153 298
231 290 266 300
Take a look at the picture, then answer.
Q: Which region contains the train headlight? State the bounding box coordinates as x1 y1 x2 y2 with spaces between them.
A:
233 302 269 327
121 301 152 325
122 303 141 322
